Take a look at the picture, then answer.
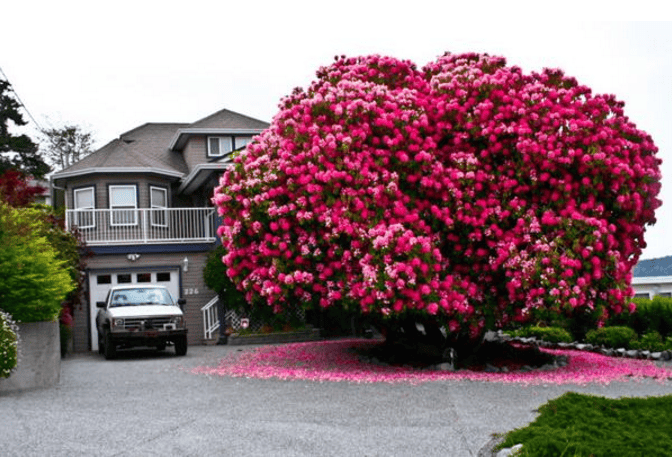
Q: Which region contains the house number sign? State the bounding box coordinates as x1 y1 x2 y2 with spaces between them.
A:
183 288 199 296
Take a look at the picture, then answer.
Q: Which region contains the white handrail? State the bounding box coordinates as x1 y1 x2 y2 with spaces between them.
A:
65 207 217 246
201 296 220 340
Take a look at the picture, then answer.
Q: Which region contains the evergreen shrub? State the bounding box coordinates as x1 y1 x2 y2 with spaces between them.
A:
585 326 637 349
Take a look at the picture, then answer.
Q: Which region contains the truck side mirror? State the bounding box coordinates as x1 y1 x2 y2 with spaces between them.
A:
177 298 186 309
96 301 106 308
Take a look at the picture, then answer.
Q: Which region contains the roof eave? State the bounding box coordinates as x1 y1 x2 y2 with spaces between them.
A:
52 167 184 182
178 162 232 195
169 128 265 151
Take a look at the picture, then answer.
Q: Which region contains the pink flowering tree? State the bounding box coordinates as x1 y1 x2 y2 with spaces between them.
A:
212 53 661 352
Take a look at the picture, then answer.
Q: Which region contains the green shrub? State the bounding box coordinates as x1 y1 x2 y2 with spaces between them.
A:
0 310 19 378
585 326 637 349
0 203 74 322
631 331 672 352
497 392 672 456
510 326 573 343
608 296 672 339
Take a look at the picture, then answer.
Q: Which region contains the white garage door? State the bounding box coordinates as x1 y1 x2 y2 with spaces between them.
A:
89 269 180 351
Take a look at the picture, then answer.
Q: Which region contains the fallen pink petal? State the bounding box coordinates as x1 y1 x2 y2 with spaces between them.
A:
192 339 672 385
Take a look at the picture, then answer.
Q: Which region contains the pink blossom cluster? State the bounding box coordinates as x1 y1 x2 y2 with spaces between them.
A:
192 339 672 385
212 53 661 336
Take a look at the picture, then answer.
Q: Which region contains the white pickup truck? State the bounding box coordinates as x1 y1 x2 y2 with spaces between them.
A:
96 285 187 359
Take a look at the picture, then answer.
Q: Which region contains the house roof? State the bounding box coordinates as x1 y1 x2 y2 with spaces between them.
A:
52 123 190 181
51 108 269 193
633 256 672 278
188 108 269 130
168 108 269 151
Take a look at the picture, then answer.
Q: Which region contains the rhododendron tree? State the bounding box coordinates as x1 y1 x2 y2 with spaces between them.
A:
212 53 661 352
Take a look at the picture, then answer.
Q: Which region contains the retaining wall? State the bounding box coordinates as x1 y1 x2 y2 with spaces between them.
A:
0 321 60 393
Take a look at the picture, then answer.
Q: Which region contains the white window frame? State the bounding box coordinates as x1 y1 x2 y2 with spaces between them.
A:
150 186 168 227
73 187 95 229
109 185 138 226
207 136 233 157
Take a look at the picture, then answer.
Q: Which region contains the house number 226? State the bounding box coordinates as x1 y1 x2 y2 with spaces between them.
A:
183 288 199 296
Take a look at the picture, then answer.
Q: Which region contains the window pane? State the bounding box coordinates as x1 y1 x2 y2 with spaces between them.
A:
235 136 252 150
111 187 136 206
97 275 112 285
157 272 171 282
117 274 132 284
137 273 152 283
221 137 232 154
209 137 220 156
75 188 94 209
151 188 166 207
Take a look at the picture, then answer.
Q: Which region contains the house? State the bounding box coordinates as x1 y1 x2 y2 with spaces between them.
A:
631 256 672 299
51 108 269 352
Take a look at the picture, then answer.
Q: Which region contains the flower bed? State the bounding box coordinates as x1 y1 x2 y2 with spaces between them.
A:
193 339 672 385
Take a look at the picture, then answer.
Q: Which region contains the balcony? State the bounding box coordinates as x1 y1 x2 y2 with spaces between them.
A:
65 207 218 246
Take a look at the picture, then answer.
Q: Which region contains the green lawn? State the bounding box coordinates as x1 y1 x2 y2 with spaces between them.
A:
496 392 672 456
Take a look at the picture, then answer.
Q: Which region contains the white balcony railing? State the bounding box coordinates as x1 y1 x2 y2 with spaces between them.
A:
65 207 217 246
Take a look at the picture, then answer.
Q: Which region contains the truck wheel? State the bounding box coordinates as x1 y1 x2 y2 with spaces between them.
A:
174 336 187 356
104 331 117 360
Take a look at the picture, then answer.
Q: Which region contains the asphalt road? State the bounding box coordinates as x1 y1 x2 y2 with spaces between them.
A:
2 344 672 457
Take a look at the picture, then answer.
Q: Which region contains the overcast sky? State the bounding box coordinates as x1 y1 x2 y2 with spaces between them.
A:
2 2 670 260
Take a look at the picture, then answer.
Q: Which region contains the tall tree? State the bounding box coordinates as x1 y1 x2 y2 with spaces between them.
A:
41 124 94 170
0 78 49 178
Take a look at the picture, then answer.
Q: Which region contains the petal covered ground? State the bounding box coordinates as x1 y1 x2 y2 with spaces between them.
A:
192 339 672 385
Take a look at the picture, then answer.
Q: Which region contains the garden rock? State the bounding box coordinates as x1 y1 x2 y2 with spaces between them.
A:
496 443 523 457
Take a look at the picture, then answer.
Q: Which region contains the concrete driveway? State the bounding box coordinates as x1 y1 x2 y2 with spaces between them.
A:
2 344 672 456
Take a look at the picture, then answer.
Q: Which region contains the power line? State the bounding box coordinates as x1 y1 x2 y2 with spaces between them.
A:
0 65 44 132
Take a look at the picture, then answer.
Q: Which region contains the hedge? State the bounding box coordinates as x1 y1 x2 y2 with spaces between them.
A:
607 296 672 338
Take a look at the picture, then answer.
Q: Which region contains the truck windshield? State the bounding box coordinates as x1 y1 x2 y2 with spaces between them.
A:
110 288 174 307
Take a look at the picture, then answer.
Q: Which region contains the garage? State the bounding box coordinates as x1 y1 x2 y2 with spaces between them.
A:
88 268 181 351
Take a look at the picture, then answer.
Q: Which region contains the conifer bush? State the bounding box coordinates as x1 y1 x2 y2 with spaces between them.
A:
585 326 638 349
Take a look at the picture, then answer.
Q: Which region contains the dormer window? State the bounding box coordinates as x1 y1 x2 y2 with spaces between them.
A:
235 136 253 150
208 137 232 157
208 136 253 157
